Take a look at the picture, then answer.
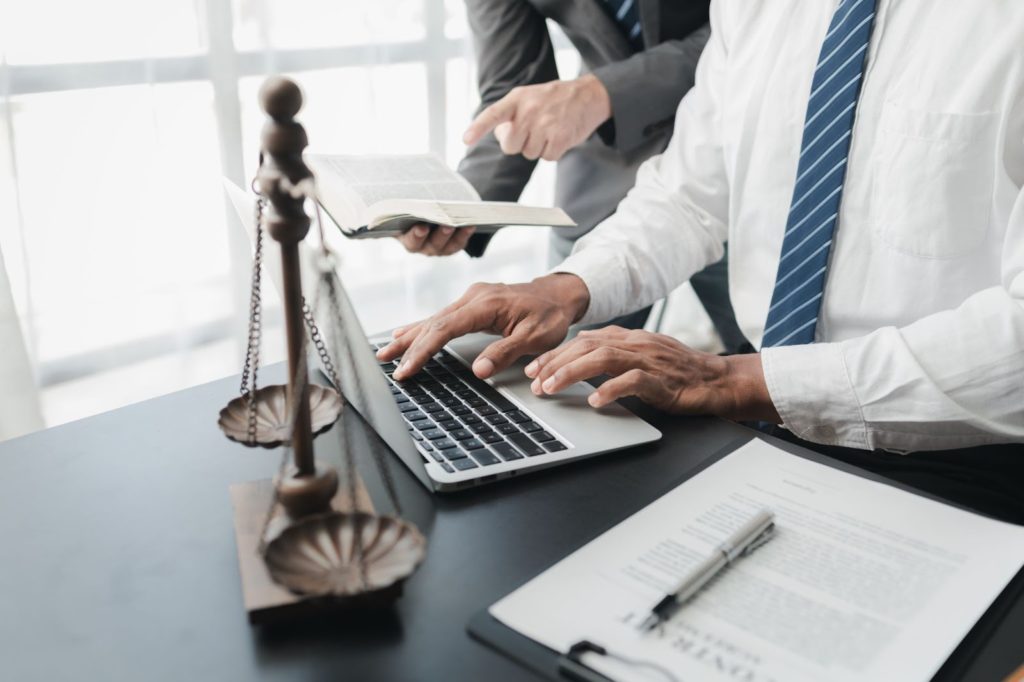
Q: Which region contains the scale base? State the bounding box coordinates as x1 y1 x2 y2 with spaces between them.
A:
229 477 400 625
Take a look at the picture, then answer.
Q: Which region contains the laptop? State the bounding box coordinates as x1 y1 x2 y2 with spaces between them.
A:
225 180 662 492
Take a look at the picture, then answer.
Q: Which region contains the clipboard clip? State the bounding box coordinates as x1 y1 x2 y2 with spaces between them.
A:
558 640 682 682
558 641 616 682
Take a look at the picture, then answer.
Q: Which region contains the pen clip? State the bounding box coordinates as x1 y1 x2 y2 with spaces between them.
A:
741 522 775 556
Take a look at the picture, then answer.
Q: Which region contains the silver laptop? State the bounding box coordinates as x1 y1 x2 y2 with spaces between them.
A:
225 180 661 492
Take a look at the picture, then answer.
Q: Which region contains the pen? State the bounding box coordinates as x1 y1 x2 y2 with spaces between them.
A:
638 508 776 632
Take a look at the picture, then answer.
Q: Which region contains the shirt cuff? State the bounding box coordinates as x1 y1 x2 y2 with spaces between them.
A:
548 245 628 326
761 343 870 449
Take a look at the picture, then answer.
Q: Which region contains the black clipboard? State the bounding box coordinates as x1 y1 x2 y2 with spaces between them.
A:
465 435 1024 682
468 565 1024 682
468 609 622 682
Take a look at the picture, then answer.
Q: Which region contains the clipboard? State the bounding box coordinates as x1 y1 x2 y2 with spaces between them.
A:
469 609 620 682
465 437 750 682
468 567 1024 682
464 435 1024 682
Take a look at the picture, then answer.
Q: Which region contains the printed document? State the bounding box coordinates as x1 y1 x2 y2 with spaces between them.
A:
490 440 1024 682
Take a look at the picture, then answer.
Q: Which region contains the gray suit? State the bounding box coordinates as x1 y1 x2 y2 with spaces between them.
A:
456 0 746 350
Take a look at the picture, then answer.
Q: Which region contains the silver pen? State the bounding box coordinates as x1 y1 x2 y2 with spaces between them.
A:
638 508 776 632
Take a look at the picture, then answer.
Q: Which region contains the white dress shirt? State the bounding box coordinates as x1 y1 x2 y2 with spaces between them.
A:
555 0 1024 452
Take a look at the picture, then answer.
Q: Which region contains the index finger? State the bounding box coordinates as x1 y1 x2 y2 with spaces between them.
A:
463 97 516 146
376 321 424 362
393 301 496 380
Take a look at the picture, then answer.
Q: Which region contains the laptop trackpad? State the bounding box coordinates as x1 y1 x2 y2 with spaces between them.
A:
445 333 661 452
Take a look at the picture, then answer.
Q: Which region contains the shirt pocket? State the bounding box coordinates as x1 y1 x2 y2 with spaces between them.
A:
870 102 996 259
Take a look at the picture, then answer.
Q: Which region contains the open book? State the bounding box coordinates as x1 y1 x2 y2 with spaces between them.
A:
306 153 576 239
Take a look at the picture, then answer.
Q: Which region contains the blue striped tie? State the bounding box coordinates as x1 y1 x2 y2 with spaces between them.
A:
761 0 878 348
601 0 643 49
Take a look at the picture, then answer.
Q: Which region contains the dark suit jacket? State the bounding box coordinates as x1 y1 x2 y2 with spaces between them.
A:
458 0 710 256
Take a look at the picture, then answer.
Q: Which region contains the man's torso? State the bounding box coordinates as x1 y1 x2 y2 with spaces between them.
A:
718 0 1024 344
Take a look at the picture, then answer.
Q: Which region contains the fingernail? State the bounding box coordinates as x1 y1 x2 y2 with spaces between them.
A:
531 378 541 395
524 360 538 377
542 377 556 392
588 393 603 408
414 226 428 237
441 226 454 235
474 357 495 378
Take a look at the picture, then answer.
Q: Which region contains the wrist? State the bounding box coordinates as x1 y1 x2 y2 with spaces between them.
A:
576 73 612 125
534 273 590 324
720 353 781 423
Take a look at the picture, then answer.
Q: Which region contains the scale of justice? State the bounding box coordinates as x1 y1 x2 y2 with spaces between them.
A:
217 76 426 623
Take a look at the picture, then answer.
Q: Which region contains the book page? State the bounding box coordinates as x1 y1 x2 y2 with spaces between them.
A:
307 153 478 227
490 440 1024 682
365 200 575 231
433 201 575 228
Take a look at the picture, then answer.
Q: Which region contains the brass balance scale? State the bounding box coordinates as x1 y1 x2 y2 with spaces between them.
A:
217 76 426 623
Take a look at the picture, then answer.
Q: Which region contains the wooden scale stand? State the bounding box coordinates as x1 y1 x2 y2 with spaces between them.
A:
218 76 426 624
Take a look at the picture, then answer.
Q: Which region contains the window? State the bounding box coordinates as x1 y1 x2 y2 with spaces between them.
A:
0 0 571 427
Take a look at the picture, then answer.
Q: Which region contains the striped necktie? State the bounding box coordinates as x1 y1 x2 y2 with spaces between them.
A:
601 0 643 49
761 0 878 348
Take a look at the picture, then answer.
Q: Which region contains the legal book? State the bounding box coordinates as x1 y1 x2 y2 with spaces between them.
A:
305 153 576 239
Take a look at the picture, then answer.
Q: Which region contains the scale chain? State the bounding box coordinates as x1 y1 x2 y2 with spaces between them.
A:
239 197 266 445
302 297 340 389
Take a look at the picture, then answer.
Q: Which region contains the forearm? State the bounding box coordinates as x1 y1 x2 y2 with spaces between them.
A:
553 149 728 325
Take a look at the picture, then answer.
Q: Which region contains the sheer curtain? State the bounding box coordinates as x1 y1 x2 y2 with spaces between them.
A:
0 0 566 434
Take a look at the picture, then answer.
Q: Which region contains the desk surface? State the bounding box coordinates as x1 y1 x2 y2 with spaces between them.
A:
1 365 1021 682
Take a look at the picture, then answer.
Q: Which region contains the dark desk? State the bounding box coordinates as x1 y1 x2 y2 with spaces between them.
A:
1 365 1022 681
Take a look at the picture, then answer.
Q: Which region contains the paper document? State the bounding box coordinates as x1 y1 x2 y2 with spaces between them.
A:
490 440 1024 682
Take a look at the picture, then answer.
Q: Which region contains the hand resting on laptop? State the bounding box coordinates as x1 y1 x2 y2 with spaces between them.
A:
377 275 780 422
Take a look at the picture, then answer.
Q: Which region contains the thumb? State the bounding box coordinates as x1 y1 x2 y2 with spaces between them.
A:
463 96 517 146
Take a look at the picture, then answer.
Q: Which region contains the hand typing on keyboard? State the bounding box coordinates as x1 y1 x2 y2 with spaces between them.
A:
378 345 570 471
379 274 781 423
377 274 590 381
524 326 780 422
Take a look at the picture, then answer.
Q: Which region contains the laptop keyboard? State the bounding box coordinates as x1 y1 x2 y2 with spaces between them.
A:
374 344 568 474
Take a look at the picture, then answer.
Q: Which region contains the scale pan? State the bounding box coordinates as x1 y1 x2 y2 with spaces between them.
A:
263 512 427 597
218 384 342 448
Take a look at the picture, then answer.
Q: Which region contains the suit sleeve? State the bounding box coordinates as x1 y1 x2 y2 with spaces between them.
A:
458 0 559 257
591 23 711 154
